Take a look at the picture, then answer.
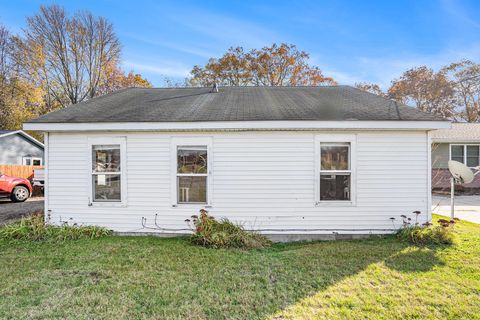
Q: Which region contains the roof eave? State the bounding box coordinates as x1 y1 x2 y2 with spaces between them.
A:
0 130 44 148
24 120 451 132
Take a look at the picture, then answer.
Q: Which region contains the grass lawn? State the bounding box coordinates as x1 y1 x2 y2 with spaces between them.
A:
0 215 479 320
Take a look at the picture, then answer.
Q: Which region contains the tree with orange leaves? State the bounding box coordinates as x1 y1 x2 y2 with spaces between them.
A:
189 43 335 87
388 66 455 119
96 60 152 96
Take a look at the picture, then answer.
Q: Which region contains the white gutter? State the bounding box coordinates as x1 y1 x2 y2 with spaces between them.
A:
24 120 451 132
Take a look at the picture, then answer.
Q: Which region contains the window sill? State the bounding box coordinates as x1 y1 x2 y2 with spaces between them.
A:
172 204 211 208
315 201 356 207
89 202 127 208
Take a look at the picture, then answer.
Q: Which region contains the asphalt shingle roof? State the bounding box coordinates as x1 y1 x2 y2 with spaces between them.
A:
26 86 445 123
431 123 480 142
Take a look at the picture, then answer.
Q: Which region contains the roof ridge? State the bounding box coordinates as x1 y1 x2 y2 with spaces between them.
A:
141 85 348 90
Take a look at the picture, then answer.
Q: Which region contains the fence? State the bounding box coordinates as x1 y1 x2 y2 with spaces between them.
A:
0 165 45 181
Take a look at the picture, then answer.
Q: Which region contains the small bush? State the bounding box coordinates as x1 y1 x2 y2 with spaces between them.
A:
395 213 455 245
186 209 271 249
0 212 112 241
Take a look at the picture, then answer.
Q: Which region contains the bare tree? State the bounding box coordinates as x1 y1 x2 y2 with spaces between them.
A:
442 60 480 122
0 24 12 85
22 5 121 106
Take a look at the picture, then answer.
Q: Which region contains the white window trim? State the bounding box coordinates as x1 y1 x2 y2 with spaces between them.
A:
22 156 42 166
171 137 213 207
87 137 127 207
314 134 357 206
449 144 480 168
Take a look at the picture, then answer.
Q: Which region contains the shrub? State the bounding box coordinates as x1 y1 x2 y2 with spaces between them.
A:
186 209 272 249
0 212 112 241
394 212 455 245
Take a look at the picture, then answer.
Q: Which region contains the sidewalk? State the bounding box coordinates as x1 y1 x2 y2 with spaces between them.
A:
432 195 480 224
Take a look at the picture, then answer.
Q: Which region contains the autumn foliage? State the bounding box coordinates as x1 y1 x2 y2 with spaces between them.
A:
356 61 480 122
0 5 151 134
190 43 336 87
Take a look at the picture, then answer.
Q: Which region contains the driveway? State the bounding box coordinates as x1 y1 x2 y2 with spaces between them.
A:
0 197 44 225
432 195 480 224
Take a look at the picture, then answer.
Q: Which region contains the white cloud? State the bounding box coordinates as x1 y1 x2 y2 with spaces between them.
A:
123 33 215 59
354 43 480 88
166 8 280 49
311 43 480 89
441 0 480 29
122 60 191 78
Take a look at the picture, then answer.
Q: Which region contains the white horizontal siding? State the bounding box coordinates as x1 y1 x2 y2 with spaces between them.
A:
46 131 429 234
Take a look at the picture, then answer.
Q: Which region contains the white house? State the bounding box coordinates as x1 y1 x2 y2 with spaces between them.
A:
24 86 449 240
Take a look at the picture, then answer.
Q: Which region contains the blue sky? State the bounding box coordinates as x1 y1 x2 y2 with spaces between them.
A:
1 0 480 87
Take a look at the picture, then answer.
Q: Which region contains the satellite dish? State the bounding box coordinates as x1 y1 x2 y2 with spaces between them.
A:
446 160 480 219
448 160 474 184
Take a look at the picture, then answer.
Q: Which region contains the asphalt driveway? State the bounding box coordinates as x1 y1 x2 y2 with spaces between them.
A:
0 197 44 225
432 195 480 224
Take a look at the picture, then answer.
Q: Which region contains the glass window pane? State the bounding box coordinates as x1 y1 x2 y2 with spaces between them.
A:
451 145 464 163
320 173 350 201
321 144 349 170
24 158 31 165
467 145 480 167
177 146 207 174
93 174 121 201
178 176 207 203
33 159 41 166
92 145 121 172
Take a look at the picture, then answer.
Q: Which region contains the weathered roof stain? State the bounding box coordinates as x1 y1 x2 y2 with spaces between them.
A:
27 86 445 123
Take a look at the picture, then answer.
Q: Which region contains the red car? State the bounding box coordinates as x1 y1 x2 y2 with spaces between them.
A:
0 172 32 202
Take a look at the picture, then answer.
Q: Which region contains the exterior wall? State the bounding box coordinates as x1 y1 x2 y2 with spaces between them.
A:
431 143 449 169
431 142 480 192
432 168 480 192
0 134 44 165
45 130 430 235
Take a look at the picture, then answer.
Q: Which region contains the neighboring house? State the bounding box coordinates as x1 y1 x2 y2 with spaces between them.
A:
0 130 44 165
24 86 449 239
431 123 480 192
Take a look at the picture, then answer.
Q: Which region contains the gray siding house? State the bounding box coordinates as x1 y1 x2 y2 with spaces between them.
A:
431 123 480 191
0 130 44 165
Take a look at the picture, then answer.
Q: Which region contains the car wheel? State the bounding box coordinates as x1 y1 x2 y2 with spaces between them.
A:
10 186 30 202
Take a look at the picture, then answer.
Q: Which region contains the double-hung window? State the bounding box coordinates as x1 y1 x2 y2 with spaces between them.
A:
315 135 356 205
172 138 212 205
450 144 480 168
88 137 126 205
23 157 42 166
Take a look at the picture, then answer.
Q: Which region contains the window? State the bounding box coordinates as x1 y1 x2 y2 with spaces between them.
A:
450 144 480 167
22 157 42 166
172 138 212 205
315 135 356 205
88 138 126 205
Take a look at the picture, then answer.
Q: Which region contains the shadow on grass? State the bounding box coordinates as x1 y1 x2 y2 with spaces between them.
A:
0 235 449 319
384 246 446 272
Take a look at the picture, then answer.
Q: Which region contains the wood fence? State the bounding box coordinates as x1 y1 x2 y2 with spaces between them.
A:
0 165 45 181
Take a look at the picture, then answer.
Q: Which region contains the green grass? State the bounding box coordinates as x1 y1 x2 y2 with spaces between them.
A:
0 215 479 319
